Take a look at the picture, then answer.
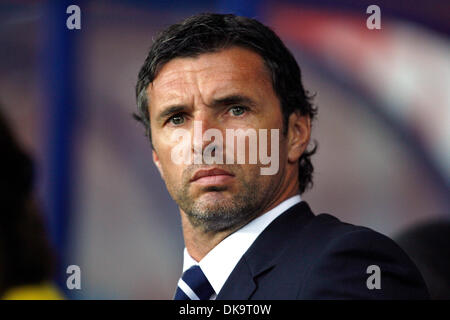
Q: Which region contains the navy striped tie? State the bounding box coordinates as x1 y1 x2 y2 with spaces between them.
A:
174 265 215 300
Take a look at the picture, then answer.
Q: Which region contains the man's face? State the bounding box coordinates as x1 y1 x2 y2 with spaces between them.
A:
147 46 291 232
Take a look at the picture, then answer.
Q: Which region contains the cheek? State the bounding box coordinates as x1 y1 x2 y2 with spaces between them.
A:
154 140 185 183
159 161 185 198
159 152 182 177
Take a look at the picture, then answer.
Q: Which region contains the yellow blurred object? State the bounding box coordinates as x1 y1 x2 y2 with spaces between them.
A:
2 282 64 300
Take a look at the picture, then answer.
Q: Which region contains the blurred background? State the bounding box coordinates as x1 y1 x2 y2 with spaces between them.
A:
0 0 448 299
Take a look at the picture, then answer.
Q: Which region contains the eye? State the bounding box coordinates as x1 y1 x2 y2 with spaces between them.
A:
168 113 185 125
229 106 247 116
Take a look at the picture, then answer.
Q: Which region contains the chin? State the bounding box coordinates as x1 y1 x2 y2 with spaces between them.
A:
197 191 231 204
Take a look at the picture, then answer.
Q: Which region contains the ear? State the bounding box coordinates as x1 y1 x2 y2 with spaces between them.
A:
287 111 311 163
152 149 164 178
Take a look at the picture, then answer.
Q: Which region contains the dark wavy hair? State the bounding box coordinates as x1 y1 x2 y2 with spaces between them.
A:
135 13 318 194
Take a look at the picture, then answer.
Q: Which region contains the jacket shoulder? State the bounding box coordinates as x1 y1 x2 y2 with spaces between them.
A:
294 213 429 299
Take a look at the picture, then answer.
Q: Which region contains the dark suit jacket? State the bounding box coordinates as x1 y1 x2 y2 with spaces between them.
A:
216 201 429 299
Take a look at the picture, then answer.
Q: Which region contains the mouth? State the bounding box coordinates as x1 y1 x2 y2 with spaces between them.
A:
190 167 235 186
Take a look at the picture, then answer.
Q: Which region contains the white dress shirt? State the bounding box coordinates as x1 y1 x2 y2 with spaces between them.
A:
180 194 302 299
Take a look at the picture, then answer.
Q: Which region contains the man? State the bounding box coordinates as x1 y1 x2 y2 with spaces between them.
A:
134 13 429 299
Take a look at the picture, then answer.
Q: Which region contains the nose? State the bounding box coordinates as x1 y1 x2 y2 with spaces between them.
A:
190 110 222 164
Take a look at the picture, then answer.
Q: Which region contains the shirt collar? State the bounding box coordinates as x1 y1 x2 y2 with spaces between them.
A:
181 194 302 296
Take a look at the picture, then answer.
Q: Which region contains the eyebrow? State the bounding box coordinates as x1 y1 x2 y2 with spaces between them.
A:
211 94 257 108
156 105 188 124
156 94 258 124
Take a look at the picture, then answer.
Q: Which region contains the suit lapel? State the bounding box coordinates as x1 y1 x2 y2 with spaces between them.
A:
215 257 257 299
217 201 314 299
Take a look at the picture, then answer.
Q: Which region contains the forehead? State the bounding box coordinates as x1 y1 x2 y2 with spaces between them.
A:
147 47 273 107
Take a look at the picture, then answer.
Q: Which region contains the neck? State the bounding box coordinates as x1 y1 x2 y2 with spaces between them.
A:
181 214 236 262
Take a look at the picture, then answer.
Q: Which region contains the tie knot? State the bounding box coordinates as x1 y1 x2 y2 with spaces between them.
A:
174 265 215 300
